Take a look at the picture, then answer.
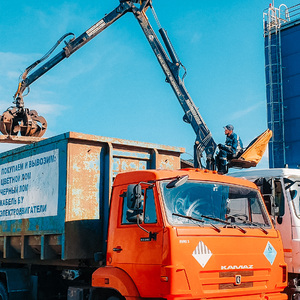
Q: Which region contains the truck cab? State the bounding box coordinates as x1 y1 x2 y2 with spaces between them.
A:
232 168 300 299
92 169 287 300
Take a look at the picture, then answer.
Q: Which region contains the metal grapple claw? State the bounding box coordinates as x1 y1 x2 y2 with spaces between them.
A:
0 107 47 137
0 108 19 136
25 110 47 137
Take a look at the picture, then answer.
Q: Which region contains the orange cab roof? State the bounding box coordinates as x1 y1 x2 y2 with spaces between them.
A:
113 168 258 189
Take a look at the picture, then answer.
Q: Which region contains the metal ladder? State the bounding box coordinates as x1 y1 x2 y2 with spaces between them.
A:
263 3 289 168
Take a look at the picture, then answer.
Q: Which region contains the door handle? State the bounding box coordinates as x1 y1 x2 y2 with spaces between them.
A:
113 246 123 252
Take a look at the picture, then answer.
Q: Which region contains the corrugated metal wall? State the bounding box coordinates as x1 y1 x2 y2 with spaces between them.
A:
280 21 300 168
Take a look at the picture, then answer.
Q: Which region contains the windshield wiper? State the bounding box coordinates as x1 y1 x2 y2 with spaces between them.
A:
201 215 247 234
227 215 268 235
172 213 221 233
246 221 268 234
173 213 204 223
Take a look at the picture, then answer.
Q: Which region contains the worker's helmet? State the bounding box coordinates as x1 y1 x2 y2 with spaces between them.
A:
224 124 234 131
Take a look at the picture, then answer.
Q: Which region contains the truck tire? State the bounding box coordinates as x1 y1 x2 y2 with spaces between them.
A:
0 282 8 300
107 297 121 300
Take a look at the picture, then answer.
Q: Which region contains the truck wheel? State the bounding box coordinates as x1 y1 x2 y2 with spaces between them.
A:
106 294 125 300
107 297 121 300
0 282 8 300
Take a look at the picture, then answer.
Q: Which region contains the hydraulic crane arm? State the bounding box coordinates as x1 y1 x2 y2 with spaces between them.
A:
0 0 216 168
130 3 217 168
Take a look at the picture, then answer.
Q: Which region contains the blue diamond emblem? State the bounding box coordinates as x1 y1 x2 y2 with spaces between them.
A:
264 242 277 265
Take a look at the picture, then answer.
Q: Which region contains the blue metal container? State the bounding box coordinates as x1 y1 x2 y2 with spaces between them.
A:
0 132 183 264
264 5 300 168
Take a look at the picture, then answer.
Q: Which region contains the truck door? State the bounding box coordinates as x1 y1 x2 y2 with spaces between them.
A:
107 184 164 297
273 179 293 266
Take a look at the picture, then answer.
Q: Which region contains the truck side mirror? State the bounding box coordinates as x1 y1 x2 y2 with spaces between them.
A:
127 184 142 209
126 184 143 223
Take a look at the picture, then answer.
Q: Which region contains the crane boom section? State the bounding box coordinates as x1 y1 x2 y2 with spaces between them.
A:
132 5 216 168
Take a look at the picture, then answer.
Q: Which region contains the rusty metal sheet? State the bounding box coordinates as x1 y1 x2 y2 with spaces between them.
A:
66 142 101 222
67 132 185 154
0 135 44 144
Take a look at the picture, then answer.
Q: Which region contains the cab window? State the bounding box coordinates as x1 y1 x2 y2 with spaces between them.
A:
121 187 157 224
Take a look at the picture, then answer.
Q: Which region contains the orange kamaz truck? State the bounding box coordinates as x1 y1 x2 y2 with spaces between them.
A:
0 132 287 299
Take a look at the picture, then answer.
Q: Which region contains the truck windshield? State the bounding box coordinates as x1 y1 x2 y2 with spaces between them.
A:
160 180 271 227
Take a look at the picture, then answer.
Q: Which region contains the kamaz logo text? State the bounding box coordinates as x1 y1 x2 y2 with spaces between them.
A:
221 265 254 270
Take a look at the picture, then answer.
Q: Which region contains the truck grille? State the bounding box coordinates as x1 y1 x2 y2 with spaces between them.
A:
219 271 254 289
200 269 269 292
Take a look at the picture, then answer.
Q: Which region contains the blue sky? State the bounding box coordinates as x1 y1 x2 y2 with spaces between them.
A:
0 0 298 169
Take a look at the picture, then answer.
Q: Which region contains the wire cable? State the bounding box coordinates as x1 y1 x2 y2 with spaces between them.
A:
22 32 75 79
150 5 162 29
